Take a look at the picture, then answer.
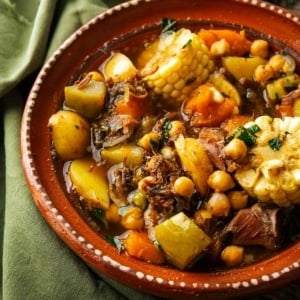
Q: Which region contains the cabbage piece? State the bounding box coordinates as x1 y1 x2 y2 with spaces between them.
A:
154 212 212 269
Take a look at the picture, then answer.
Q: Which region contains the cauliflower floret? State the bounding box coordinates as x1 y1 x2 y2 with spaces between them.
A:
234 115 300 207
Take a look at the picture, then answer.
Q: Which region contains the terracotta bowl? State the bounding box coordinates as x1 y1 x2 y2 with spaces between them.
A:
21 0 300 299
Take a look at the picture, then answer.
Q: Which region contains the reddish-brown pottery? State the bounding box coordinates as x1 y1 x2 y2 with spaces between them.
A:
21 1 300 299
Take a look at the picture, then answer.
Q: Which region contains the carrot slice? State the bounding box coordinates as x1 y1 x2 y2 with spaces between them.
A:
123 231 165 264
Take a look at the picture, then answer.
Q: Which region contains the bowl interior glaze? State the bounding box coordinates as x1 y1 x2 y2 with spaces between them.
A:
21 1 300 299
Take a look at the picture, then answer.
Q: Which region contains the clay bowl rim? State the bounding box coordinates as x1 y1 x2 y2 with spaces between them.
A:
20 0 300 299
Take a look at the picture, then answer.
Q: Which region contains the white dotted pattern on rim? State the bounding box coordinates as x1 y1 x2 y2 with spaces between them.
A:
24 0 300 293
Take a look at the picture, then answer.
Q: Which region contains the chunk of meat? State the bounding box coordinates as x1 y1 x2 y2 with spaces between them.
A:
198 127 241 172
199 127 226 170
223 203 284 250
107 163 135 206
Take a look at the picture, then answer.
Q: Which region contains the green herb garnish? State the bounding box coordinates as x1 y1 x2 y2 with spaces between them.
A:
107 235 115 246
161 18 177 34
183 38 192 48
246 124 261 135
92 208 108 228
92 208 105 220
150 139 159 152
268 137 283 151
106 235 124 253
226 125 259 147
106 235 123 251
163 119 171 141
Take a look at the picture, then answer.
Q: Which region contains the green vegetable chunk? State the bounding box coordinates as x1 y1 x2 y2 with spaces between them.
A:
64 80 106 119
154 212 212 269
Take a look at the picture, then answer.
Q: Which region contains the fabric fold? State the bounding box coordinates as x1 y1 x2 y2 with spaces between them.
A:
0 0 57 97
1 1 300 299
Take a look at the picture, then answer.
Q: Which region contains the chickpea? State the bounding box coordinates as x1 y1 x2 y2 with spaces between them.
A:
160 146 176 160
250 39 269 58
173 176 194 198
210 39 230 56
207 170 235 192
194 209 212 228
268 54 285 73
227 190 248 210
224 138 248 162
137 132 160 152
221 245 244 267
121 206 144 230
253 64 274 83
105 203 121 223
169 120 186 138
206 192 231 217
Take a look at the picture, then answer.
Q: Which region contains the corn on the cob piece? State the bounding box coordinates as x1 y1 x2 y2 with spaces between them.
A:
139 28 215 108
234 115 300 207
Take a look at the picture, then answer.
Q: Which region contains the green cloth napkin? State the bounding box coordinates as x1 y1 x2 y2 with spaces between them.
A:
0 1 160 299
0 1 300 299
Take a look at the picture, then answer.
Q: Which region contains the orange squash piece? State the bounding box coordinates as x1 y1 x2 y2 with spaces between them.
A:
198 29 251 56
221 114 254 136
123 231 165 264
114 84 150 120
184 84 235 127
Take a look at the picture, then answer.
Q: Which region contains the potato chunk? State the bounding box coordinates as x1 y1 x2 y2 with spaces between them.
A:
154 212 212 269
69 158 110 210
174 135 213 195
64 79 106 119
101 144 144 167
222 56 267 80
48 110 90 161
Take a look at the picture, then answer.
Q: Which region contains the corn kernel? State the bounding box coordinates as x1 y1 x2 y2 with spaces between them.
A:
141 28 214 108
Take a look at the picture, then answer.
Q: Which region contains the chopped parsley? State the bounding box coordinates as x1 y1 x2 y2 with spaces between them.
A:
161 18 177 34
268 137 283 151
226 125 260 147
92 208 108 228
182 38 192 48
106 235 124 253
163 119 171 141
92 208 105 220
150 139 159 152
246 124 261 135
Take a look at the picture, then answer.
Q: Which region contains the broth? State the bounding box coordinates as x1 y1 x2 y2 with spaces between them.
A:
49 21 300 271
